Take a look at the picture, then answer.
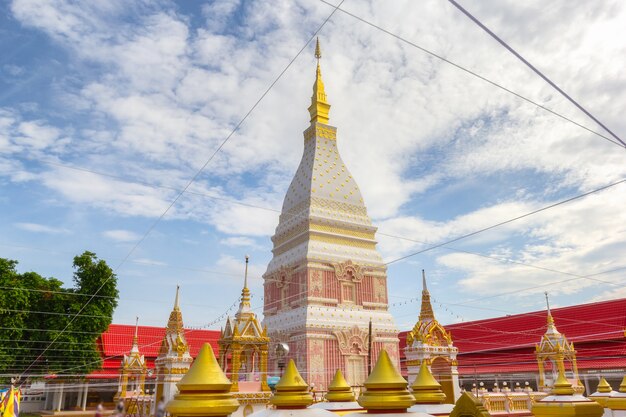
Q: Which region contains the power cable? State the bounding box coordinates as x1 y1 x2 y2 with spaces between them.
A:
317 0 625 149
11 156 624 289
385 177 626 265
447 0 626 148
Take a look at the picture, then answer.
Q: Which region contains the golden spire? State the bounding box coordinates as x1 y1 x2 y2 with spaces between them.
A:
545 291 556 328
270 359 313 408
411 361 447 404
551 368 575 396
132 316 139 349
419 270 435 322
167 286 185 334
597 377 612 393
358 350 415 411
619 375 626 393
167 343 239 417
308 37 331 124
236 256 252 317
325 369 355 402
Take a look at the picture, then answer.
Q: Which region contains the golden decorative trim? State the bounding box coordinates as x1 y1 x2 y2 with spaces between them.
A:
304 124 337 141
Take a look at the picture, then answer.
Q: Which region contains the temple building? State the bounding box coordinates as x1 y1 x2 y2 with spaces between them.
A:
262 39 399 390
219 256 272 416
404 271 459 403
154 287 193 404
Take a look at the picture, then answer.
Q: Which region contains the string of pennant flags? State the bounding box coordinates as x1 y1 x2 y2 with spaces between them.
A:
185 289 550 338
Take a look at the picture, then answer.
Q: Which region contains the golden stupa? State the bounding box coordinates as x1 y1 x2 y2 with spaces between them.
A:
607 376 626 412
270 359 314 409
589 377 614 408
166 343 240 417
411 361 447 404
357 350 415 412
532 368 603 417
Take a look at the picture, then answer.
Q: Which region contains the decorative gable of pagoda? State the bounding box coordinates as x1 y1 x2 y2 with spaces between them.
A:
123 351 147 372
221 312 269 343
407 319 453 347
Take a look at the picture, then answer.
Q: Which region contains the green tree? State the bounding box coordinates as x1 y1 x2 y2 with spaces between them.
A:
0 251 118 379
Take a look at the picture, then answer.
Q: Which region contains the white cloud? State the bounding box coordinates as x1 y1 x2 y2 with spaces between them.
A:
4 0 626 322
220 236 260 248
215 254 265 282
14 222 70 234
102 229 141 242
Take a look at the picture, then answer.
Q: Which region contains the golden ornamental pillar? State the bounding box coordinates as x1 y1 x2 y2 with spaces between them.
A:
230 345 241 392
260 346 269 392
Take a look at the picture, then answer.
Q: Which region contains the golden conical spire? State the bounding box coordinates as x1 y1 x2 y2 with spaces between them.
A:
544 291 559 332
271 359 313 408
308 37 331 124
325 369 355 402
411 361 447 404
419 270 435 322
131 316 140 352
597 377 612 393
551 368 575 395
167 286 185 334
358 350 415 411
619 375 626 393
167 343 239 417
236 256 252 317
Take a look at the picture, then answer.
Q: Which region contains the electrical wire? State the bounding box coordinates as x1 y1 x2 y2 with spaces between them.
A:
317 0 626 149
385 177 626 265
447 0 626 148
8 154 623 294
17 0 347 380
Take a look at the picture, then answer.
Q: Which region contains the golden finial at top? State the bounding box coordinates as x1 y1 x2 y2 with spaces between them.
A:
315 37 322 60
419 270 435 321
308 38 331 124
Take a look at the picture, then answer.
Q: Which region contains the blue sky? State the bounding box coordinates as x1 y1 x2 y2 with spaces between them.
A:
1 0 626 335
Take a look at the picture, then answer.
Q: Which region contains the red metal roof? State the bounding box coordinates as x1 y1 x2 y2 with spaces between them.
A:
91 324 220 377
399 298 626 376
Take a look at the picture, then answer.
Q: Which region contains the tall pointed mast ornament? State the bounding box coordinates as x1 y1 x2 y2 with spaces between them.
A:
308 37 331 124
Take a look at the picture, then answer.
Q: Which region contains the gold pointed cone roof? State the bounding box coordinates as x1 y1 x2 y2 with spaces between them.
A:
358 350 415 411
167 343 239 417
167 286 186 335
597 377 613 393
551 368 575 395
271 359 313 408
419 270 435 322
308 38 330 124
619 375 626 393
325 369 355 402
177 343 231 391
411 361 447 404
